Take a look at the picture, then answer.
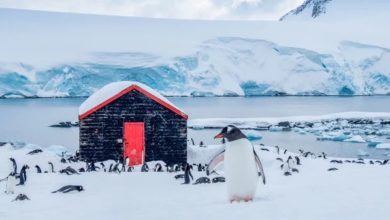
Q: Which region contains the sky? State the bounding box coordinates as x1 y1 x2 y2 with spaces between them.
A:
0 0 305 20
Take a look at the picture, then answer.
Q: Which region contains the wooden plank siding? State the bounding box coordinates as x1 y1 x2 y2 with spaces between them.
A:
79 90 187 164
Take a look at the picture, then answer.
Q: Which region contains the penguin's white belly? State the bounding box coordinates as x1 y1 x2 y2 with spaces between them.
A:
6 176 16 194
225 139 258 200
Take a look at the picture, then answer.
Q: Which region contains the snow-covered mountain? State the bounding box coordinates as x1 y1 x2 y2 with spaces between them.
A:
1 37 389 97
280 0 390 21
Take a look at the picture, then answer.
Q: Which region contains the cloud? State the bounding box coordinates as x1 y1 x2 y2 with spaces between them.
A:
0 0 304 20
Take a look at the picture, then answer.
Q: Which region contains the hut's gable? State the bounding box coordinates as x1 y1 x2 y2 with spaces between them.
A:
79 81 188 121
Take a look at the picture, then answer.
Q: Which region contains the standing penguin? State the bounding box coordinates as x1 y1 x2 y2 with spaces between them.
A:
9 158 17 174
48 162 55 173
207 125 266 202
5 172 16 194
17 165 29 186
182 163 193 184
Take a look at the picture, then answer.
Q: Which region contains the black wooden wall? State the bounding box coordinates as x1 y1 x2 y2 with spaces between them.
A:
79 90 187 164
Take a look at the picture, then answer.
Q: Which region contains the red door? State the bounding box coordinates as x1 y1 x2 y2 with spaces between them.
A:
123 122 145 166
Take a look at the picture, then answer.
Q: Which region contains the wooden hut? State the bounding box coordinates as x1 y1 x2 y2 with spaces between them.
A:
78 81 188 165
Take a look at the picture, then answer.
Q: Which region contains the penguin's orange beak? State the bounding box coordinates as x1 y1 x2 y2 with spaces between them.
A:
214 132 224 139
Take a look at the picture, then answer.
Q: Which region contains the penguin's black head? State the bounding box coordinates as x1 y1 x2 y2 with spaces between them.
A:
77 186 84 191
214 125 247 142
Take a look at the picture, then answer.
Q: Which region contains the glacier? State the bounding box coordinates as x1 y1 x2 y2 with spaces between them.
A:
0 37 389 98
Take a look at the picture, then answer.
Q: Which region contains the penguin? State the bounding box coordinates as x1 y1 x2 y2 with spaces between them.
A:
27 149 43 155
291 168 299 173
17 165 29 186
174 174 185 179
274 146 280 154
207 125 266 202
183 163 193 184
9 158 17 174
52 185 84 193
100 162 106 172
59 166 79 175
328 167 338 171
154 163 163 172
112 163 121 173
35 165 42 173
88 162 97 172
193 177 210 185
197 163 203 172
48 162 55 173
294 156 301 165
12 193 30 201
287 156 295 169
141 163 149 172
174 164 181 172
5 172 16 194
212 176 226 183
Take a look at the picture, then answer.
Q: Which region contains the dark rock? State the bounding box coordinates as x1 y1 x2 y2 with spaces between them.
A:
278 121 291 127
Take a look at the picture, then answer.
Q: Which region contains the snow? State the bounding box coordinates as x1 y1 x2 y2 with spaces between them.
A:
1 142 390 220
79 81 183 116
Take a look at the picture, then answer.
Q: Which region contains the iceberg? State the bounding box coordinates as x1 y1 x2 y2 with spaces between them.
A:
344 135 366 143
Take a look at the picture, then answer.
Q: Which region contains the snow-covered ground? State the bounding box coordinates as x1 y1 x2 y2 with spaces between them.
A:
1 143 390 220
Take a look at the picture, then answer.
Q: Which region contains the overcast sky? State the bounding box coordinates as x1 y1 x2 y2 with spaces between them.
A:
0 0 305 20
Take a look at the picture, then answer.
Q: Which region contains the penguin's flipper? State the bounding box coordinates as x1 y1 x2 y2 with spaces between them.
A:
254 150 266 184
206 150 225 175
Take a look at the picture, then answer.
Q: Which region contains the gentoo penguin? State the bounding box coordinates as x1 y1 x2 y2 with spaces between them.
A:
35 165 42 173
17 165 29 185
207 125 266 202
9 158 17 174
5 172 16 194
48 162 55 173
12 193 30 201
52 185 84 193
183 163 193 184
193 177 210 185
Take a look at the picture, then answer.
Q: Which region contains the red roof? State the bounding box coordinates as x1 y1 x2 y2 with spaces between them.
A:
79 84 188 120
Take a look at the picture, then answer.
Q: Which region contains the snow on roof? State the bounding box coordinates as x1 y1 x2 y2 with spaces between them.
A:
79 81 187 120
